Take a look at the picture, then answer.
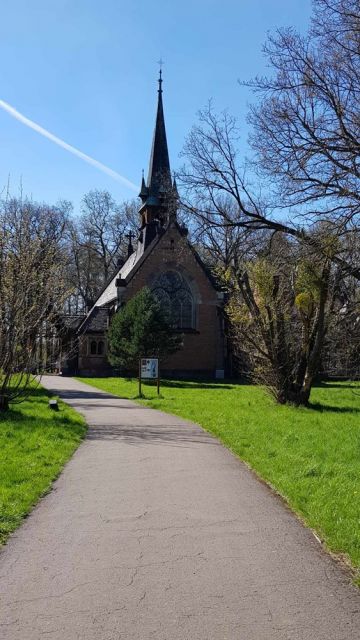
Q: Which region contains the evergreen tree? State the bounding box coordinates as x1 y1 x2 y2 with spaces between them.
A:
108 288 183 369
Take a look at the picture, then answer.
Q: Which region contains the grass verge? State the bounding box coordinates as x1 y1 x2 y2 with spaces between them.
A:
0 382 86 544
77 376 360 584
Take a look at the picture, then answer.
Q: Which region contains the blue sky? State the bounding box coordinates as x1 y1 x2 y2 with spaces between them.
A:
0 1 312 212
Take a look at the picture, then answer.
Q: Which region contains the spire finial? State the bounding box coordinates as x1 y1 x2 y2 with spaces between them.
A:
157 57 164 92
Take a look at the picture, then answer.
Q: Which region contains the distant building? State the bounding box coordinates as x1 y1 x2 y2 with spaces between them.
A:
62 73 225 378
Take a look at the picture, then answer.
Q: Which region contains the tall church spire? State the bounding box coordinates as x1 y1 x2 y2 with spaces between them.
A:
138 70 176 251
146 69 171 198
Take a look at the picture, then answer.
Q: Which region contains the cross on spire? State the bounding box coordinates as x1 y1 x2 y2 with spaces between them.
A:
157 57 164 92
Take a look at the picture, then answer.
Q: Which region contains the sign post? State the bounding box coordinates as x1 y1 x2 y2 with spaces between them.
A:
139 358 160 396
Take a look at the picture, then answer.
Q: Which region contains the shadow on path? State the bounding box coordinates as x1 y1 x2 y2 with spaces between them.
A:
52 388 124 401
87 423 216 447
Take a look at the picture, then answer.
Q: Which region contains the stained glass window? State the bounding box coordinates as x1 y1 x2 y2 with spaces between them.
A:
152 271 194 329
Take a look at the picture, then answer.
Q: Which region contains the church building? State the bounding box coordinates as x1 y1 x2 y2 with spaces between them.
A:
63 73 225 378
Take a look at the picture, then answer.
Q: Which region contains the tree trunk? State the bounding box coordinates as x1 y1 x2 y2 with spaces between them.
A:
284 387 311 407
300 262 331 403
0 395 9 411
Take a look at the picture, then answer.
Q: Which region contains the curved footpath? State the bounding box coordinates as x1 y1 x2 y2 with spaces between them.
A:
0 376 359 639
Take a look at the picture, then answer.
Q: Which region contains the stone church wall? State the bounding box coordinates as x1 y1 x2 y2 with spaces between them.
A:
77 334 113 377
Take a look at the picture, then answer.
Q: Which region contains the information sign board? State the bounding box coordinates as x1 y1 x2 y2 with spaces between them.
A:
141 358 158 379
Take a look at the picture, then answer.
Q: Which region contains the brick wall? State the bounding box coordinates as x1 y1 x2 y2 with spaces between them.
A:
121 223 225 376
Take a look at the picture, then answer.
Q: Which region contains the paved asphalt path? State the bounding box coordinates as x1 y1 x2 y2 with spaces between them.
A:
0 376 359 639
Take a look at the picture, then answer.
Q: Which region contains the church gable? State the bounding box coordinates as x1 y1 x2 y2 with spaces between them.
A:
126 223 218 299
114 221 224 375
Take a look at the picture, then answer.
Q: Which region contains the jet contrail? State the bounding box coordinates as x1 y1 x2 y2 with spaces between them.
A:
0 99 139 192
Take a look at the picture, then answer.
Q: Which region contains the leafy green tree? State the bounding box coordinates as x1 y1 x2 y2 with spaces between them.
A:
108 288 183 370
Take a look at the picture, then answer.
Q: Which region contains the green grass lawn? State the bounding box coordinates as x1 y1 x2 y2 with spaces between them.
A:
0 383 86 544
77 376 360 583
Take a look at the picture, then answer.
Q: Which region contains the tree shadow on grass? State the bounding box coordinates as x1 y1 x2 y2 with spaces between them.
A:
0 411 85 437
308 402 360 414
314 381 360 389
155 379 237 390
17 386 46 399
0 384 49 410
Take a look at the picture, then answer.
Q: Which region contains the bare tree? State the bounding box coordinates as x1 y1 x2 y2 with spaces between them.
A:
79 191 135 281
225 232 341 405
247 0 360 239
179 103 360 280
66 192 139 312
178 2 360 281
321 234 360 378
186 196 267 271
0 197 71 410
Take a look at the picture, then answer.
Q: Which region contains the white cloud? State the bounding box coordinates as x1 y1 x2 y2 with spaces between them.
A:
0 99 138 192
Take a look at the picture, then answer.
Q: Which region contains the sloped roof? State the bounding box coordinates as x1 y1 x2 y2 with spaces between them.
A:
62 315 85 331
188 242 223 292
77 231 162 334
78 306 110 333
95 251 139 307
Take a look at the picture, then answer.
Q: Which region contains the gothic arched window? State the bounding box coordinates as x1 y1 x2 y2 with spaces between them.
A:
152 271 195 329
89 338 106 356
